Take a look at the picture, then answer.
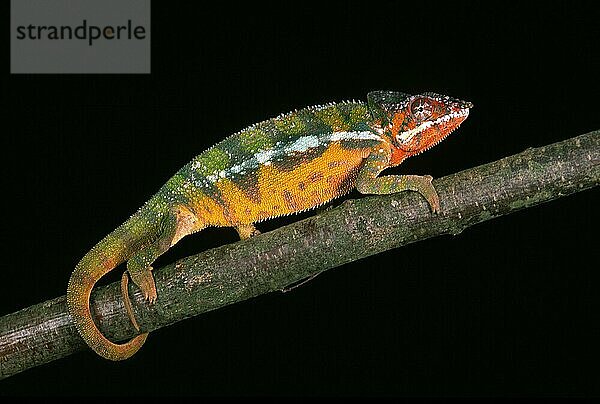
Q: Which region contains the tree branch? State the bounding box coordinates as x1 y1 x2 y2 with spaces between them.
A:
1 130 598 379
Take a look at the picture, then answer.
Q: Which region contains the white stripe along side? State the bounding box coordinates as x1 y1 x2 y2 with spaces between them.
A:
193 130 382 187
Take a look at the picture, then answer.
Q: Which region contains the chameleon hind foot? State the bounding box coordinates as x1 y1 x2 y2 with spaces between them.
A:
235 223 261 240
121 272 141 332
128 265 157 303
121 263 157 333
121 211 179 330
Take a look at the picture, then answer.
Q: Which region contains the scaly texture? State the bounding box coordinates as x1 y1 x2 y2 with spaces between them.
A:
66 91 473 360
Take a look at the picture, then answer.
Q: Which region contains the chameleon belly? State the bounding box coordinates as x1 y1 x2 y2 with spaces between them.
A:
213 141 373 225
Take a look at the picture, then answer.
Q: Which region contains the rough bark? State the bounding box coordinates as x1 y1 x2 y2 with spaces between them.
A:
1 130 598 379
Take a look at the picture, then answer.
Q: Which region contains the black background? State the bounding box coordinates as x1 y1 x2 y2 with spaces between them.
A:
2 0 599 397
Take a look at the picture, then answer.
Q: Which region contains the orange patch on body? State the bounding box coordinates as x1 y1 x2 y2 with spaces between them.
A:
190 194 230 227
328 160 351 168
283 190 299 210
214 142 371 224
309 172 324 182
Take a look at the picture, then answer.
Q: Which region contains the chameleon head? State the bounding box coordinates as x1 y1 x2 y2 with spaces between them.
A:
389 92 473 155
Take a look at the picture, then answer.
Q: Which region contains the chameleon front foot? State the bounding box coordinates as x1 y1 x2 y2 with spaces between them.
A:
356 169 441 214
415 175 441 214
356 150 442 214
389 174 441 213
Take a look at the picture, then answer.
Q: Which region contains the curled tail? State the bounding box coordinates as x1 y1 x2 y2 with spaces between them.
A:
67 218 150 361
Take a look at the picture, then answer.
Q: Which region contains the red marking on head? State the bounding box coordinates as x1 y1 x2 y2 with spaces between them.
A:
388 93 472 159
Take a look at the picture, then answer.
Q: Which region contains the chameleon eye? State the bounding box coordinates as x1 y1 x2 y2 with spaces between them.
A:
410 97 433 121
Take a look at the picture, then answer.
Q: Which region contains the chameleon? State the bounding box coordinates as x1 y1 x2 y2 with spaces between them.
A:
66 90 472 360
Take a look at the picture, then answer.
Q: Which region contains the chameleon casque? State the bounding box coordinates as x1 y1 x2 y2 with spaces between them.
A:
67 90 472 360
